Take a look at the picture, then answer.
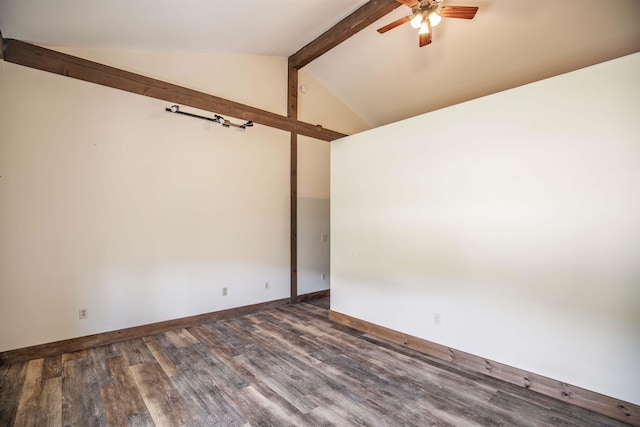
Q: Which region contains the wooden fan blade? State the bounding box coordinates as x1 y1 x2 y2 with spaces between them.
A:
377 16 411 33
419 31 432 47
396 0 418 6
440 6 478 19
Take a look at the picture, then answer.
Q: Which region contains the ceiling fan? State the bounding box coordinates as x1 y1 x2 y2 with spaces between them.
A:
377 0 478 47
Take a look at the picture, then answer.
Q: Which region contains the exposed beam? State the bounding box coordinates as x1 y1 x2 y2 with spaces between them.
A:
289 0 402 69
288 61 298 304
2 38 347 142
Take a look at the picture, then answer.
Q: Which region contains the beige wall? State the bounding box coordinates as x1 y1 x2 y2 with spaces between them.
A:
295 69 369 295
296 136 331 295
52 47 289 116
0 48 366 352
298 69 369 136
331 53 640 404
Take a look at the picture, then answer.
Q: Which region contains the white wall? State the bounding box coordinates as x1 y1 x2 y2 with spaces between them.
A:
297 136 331 295
0 47 363 352
296 69 369 295
51 47 289 116
298 69 370 136
52 48 369 299
331 53 640 404
0 61 290 352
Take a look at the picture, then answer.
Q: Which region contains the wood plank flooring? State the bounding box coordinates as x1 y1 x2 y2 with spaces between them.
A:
0 299 630 426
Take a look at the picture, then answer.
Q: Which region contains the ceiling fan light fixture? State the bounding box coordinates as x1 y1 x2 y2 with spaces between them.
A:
419 20 430 34
410 14 423 29
375 0 478 47
429 12 442 27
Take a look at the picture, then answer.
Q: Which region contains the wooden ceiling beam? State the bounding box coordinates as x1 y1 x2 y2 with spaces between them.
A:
289 0 402 69
2 38 347 142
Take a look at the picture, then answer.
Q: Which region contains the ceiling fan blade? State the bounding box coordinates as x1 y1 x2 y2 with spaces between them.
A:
377 16 411 33
419 30 432 47
440 6 478 19
396 0 418 6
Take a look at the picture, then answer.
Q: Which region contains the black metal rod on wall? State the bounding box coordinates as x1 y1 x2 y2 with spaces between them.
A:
165 105 253 130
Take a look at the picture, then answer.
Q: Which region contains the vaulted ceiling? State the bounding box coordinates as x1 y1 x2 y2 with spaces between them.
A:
1 0 639 128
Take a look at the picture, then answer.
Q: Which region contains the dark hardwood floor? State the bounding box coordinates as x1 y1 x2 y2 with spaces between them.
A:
306 296 330 310
0 298 629 426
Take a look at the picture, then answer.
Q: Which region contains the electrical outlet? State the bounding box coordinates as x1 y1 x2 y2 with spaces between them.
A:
222 287 228 296
264 281 269 290
321 234 328 242
434 313 441 326
321 273 327 280
79 308 88 319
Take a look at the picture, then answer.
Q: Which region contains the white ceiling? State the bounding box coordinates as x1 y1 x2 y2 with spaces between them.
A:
0 0 368 56
1 0 639 128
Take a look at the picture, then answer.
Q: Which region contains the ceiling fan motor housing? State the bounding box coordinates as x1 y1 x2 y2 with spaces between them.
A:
413 0 443 16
